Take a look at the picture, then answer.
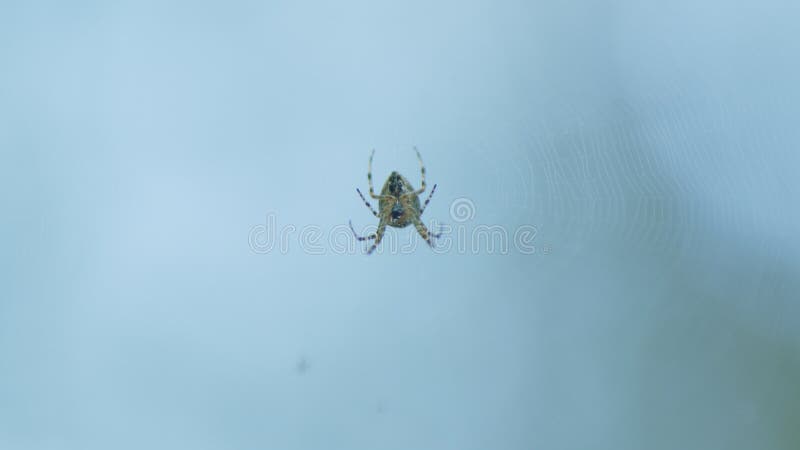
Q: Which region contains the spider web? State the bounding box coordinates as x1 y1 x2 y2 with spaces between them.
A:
452 76 800 326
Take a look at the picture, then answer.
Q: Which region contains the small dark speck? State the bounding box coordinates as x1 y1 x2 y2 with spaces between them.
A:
295 357 309 374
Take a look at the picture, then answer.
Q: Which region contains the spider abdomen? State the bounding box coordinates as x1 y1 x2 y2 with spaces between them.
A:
379 172 421 228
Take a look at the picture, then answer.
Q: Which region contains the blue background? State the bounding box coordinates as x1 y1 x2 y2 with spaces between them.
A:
2 1 799 449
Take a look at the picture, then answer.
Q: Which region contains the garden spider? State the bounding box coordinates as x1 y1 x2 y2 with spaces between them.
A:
350 148 441 254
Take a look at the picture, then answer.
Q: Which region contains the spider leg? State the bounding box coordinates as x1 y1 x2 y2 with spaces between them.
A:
430 226 443 239
349 220 376 241
412 216 441 248
419 183 437 215
409 147 427 196
366 220 387 255
366 150 395 201
367 149 383 200
356 188 379 217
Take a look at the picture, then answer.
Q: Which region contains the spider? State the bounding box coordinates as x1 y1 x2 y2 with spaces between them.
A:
350 148 441 254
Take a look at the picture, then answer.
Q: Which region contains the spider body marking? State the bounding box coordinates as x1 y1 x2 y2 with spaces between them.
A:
351 148 441 254
379 171 421 228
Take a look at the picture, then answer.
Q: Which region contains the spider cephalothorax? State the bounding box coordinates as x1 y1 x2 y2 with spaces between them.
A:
350 148 440 254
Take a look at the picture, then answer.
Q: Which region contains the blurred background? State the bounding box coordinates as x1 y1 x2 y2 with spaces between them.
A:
2 1 799 449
